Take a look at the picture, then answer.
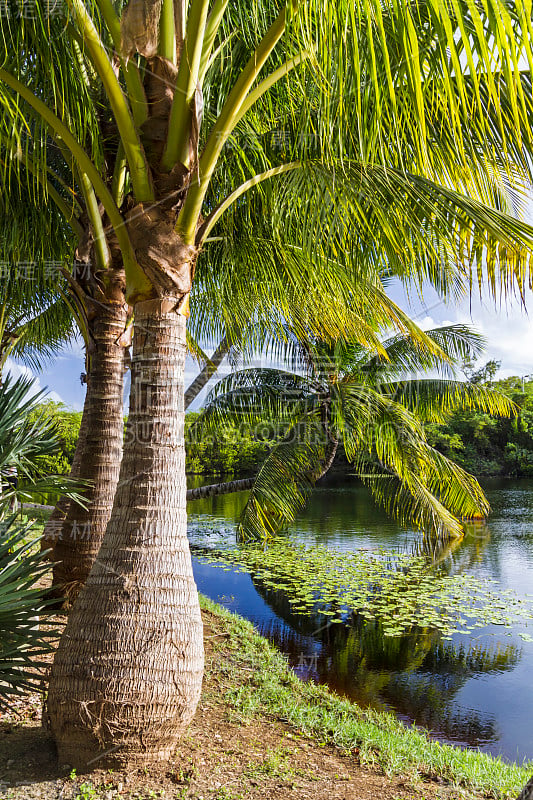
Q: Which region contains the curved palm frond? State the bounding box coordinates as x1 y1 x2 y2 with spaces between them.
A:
274 164 533 303
339 384 490 537
362 325 487 380
385 378 516 423
238 410 329 541
8 296 75 372
196 367 318 433
355 443 490 540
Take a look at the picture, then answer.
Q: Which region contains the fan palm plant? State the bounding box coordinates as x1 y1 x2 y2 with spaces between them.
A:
1 0 533 768
0 374 87 511
196 326 515 540
0 374 86 706
0 516 61 707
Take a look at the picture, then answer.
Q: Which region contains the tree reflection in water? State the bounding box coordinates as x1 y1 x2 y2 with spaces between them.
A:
253 562 520 750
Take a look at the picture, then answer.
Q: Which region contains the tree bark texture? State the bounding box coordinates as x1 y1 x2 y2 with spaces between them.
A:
50 304 128 599
46 299 203 769
314 436 339 482
517 776 533 800
186 476 254 501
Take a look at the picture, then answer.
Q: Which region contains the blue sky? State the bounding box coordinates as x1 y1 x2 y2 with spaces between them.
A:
7 282 533 411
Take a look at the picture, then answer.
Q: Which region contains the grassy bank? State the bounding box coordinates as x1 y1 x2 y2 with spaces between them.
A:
201 595 532 799
2 595 532 799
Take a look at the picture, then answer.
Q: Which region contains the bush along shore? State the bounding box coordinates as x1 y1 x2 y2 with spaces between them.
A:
2 595 532 800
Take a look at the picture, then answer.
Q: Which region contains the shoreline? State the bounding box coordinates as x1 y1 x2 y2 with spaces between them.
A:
1 596 531 799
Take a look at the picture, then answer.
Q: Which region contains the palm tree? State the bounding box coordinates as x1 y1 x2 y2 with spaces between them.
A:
0 258 93 589
197 326 514 540
1 0 533 768
46 190 424 597
0 132 132 595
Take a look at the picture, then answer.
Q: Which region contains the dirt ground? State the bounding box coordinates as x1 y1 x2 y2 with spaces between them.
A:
0 610 478 800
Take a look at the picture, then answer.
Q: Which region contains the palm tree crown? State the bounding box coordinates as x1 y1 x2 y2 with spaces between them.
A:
199 325 514 540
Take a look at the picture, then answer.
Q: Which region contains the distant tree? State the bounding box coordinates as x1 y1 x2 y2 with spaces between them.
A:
26 402 82 477
462 359 501 385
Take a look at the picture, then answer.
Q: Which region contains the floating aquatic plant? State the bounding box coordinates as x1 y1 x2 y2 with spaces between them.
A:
197 541 533 639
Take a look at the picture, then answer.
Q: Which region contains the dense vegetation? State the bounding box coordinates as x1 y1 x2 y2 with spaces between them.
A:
31 372 533 481
189 365 533 481
189 368 533 481
427 370 533 478
38 407 272 478
185 412 276 476
27 402 82 477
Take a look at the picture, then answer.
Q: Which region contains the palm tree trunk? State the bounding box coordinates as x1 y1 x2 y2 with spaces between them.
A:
49 303 128 600
187 476 254 501
517 776 533 800
315 436 339 480
184 335 229 409
185 439 338 503
47 298 203 769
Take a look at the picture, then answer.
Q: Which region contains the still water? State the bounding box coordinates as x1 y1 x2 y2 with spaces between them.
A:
187 477 533 764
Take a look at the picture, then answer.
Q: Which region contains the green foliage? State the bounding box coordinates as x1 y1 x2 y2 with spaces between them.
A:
0 515 61 705
0 263 75 375
185 411 274 476
2 397 81 506
427 371 533 477
25 401 82 476
198 541 533 639
0 375 86 509
198 327 513 540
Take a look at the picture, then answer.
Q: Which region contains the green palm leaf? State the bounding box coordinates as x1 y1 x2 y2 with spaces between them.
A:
238 411 329 541
0 517 61 706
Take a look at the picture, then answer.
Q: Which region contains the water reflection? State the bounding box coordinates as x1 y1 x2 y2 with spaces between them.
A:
189 477 533 761
253 580 520 750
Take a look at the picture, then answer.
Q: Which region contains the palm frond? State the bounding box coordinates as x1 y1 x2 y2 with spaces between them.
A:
385 379 516 423
196 367 318 432
238 411 329 541
274 163 533 301
360 325 487 380
338 380 489 538
9 297 75 372
0 517 61 706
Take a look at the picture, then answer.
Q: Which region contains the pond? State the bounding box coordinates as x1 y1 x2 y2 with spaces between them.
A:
187 476 533 764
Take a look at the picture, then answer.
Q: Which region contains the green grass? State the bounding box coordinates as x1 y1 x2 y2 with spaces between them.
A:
200 595 533 799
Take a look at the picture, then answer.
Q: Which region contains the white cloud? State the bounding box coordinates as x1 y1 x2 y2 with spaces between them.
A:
394 281 533 379
444 294 533 378
4 359 63 404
